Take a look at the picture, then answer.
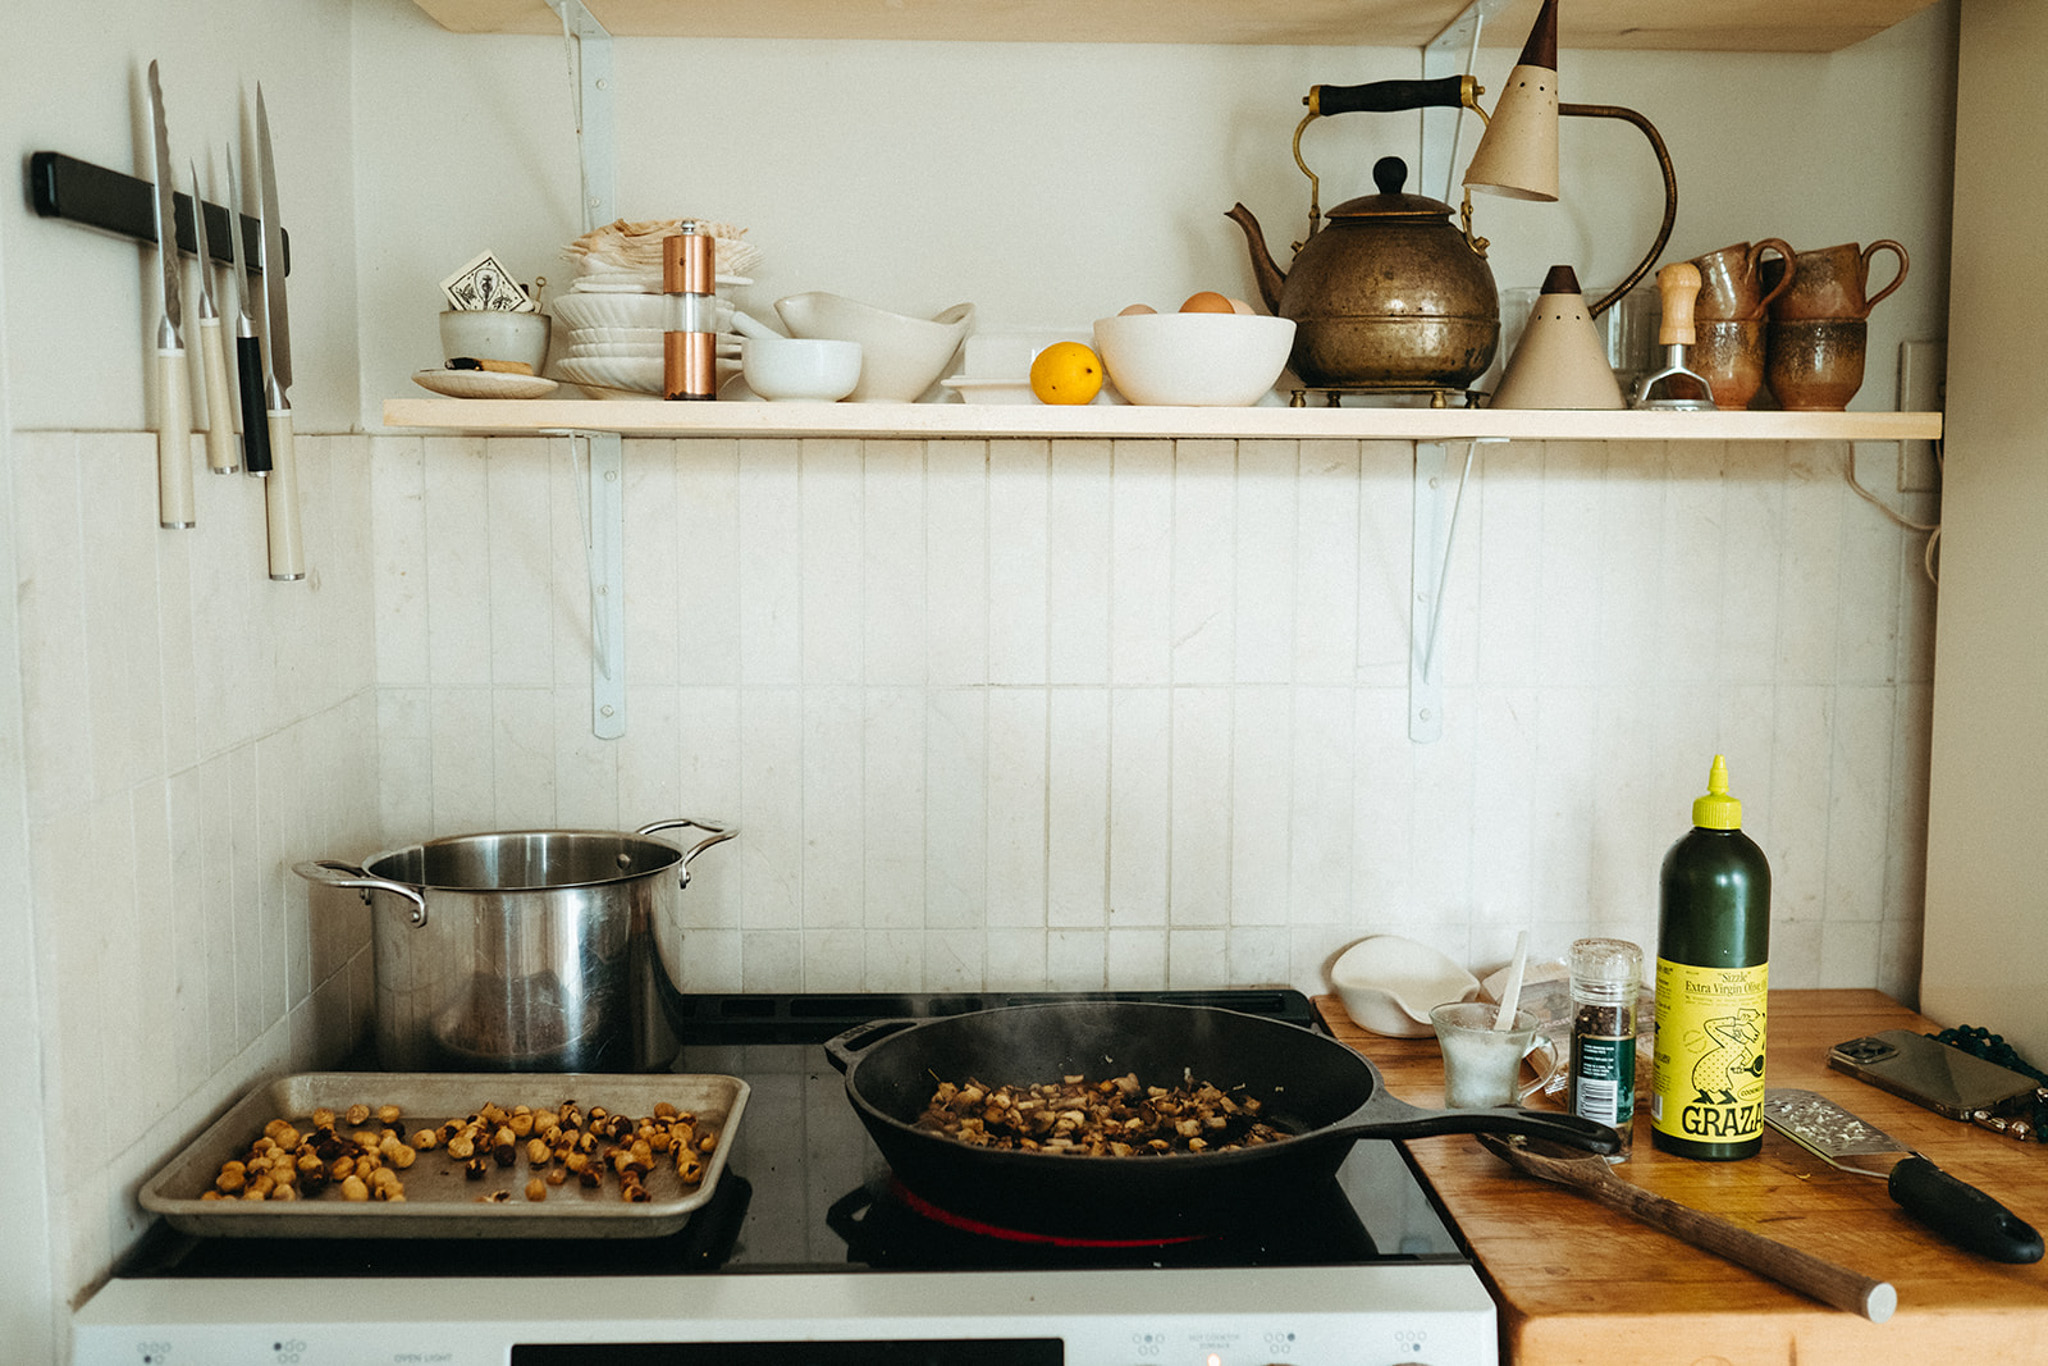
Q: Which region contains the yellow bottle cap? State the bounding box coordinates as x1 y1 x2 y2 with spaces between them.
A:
1692 754 1743 830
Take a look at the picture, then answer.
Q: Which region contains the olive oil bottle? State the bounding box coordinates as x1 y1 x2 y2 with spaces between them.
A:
1650 755 1772 1160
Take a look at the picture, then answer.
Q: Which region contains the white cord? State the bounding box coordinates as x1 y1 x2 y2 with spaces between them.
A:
1844 440 1941 585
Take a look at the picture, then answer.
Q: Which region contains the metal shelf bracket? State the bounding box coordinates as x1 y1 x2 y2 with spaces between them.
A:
1409 439 1501 743
1419 0 1512 202
563 432 627 739
550 0 617 231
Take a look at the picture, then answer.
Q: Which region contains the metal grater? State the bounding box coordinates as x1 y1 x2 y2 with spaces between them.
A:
1763 1088 1916 1178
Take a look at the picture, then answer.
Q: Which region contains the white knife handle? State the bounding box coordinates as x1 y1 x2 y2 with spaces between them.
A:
265 407 306 581
197 315 240 473
156 345 196 528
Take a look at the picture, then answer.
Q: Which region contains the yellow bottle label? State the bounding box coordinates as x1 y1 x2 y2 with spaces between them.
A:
1650 958 1769 1144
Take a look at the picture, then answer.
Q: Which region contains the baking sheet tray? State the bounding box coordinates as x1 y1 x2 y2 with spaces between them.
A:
139 1072 748 1239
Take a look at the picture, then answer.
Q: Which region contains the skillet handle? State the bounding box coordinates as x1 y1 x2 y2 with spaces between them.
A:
823 1018 920 1075
1330 1090 1623 1156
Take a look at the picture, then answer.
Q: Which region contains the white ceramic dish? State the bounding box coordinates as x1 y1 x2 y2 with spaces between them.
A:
1091 311 1295 406
775 292 974 403
938 376 1036 405
554 292 739 332
1329 935 1481 1037
412 367 558 400
559 356 740 397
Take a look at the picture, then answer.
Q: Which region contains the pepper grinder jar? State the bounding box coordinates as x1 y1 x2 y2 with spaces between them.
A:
1568 936 1643 1161
663 223 718 401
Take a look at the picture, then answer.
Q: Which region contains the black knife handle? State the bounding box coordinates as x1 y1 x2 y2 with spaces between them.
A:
1889 1155 2044 1263
237 335 272 474
1310 74 1468 118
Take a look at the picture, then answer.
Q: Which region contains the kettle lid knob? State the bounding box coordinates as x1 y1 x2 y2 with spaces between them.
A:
1372 155 1408 196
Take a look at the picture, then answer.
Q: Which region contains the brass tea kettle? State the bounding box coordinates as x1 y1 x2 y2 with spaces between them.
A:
1227 75 1500 394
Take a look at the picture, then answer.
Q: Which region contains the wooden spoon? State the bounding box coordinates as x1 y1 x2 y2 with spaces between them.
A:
1476 1133 1897 1323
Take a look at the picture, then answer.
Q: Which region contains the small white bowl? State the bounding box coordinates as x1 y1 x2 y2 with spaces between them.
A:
938 376 1036 405
1330 935 1481 1037
775 292 974 403
741 335 863 402
439 309 552 373
1091 311 1295 406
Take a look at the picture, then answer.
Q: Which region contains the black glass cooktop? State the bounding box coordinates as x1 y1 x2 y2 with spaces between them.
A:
115 991 1466 1281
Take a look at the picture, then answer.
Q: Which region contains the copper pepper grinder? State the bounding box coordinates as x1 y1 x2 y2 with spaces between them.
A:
663 223 718 401
1633 261 1715 410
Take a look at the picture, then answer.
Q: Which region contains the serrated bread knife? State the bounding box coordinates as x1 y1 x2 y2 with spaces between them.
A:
146 61 195 528
1764 1088 2043 1263
255 85 304 582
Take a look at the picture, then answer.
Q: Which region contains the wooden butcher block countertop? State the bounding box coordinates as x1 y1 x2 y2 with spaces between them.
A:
1314 988 2048 1366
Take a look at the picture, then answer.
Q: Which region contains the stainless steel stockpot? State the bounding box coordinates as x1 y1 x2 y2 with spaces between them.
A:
295 818 734 1071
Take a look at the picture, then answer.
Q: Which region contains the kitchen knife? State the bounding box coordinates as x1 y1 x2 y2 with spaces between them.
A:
222 143 271 477
190 159 238 474
146 61 195 529
255 85 305 582
1764 1087 2044 1263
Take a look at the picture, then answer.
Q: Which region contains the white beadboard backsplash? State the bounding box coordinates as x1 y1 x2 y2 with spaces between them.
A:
374 432 1936 1001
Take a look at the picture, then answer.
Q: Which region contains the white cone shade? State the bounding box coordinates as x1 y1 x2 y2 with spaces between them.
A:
1464 63 1560 202
1492 286 1625 410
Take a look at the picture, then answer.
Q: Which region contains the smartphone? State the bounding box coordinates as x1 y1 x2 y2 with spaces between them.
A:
1828 1030 2039 1120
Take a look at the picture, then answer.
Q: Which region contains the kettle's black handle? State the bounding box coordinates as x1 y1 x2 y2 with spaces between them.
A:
1310 74 1468 118
1889 1155 2045 1263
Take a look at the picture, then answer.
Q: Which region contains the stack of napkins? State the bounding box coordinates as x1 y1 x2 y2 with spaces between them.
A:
562 218 761 292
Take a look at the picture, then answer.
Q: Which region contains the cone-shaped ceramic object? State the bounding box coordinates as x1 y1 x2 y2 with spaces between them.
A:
1492 265 1626 409
1464 0 1560 201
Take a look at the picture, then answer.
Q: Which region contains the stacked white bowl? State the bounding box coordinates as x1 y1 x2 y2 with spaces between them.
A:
551 290 742 398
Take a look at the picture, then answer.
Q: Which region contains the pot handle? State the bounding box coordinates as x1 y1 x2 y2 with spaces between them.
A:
635 817 740 889
292 859 429 928
1327 1089 1623 1156
823 1018 921 1075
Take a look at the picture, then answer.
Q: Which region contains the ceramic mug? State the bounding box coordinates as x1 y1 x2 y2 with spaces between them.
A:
1690 318 1767 410
1766 317 1867 411
1692 239 1794 321
1764 240 1909 320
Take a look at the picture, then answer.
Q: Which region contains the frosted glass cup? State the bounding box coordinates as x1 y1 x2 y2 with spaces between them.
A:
1430 1002 1551 1108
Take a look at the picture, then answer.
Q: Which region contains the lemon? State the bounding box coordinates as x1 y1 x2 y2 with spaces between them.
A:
1029 341 1104 405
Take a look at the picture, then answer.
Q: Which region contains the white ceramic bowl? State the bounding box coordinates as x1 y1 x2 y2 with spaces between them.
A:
741 335 863 402
439 309 552 372
1329 935 1481 1037
774 292 974 403
1090 311 1295 406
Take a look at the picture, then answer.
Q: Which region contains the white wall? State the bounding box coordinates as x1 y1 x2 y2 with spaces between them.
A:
2 1 376 1357
1921 0 2048 1061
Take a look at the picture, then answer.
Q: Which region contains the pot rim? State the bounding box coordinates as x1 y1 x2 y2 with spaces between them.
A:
360 826 687 893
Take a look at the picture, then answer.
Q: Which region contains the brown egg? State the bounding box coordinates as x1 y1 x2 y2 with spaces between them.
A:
1118 303 1158 316
1180 291 1235 314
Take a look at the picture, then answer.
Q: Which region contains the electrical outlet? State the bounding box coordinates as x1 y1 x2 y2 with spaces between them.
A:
1897 339 1945 493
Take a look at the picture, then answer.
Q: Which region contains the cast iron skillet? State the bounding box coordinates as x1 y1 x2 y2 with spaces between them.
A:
825 999 1616 1240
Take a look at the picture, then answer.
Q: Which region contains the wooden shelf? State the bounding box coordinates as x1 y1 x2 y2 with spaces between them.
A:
383 396 1943 443
407 0 1940 52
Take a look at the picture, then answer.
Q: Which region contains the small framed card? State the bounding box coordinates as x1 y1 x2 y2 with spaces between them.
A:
439 249 534 312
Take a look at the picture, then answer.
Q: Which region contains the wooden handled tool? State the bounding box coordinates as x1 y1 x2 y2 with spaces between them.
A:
1478 1133 1897 1322
1632 261 1716 410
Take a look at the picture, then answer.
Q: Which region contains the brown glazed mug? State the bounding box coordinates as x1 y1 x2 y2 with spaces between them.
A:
1766 317 1867 410
1692 239 1794 321
1764 241 1909 320
1691 318 1767 410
